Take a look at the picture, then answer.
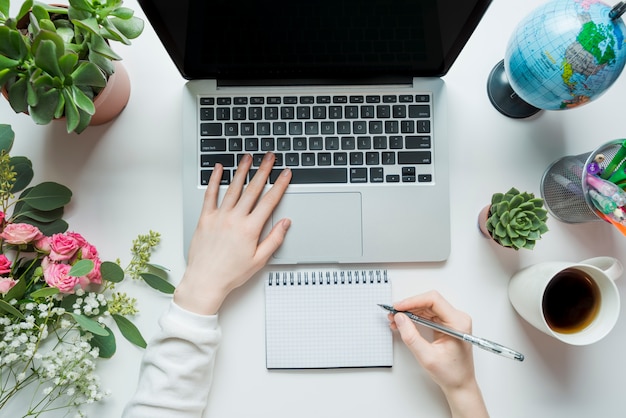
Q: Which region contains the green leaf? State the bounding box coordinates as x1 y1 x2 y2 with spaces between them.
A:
10 155 34 193
0 299 25 319
7 76 28 113
63 89 80 133
71 85 96 115
110 16 144 40
88 34 122 61
33 37 64 77
30 286 60 298
58 53 79 77
110 7 135 19
113 313 147 348
140 272 175 294
0 0 9 18
0 124 15 153
89 324 117 358
69 259 94 277
4 278 26 302
69 312 109 336
20 181 72 210
17 0 34 21
14 206 64 223
146 263 169 279
29 88 61 125
0 54 19 71
72 61 107 88
101 261 124 283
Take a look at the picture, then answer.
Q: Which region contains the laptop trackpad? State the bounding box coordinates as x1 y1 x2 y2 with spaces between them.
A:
271 192 362 262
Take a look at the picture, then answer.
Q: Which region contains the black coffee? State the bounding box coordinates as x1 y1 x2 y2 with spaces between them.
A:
542 268 601 334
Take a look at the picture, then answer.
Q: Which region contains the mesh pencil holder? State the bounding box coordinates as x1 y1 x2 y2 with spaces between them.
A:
540 139 625 223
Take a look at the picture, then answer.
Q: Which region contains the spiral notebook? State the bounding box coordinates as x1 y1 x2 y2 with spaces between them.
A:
265 269 393 369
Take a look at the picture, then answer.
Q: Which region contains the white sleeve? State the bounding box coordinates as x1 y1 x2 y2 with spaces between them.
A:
122 301 221 418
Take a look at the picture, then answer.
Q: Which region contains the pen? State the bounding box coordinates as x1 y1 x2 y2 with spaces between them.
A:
378 304 525 362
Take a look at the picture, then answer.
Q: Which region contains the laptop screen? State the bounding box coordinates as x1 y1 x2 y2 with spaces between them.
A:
138 0 491 81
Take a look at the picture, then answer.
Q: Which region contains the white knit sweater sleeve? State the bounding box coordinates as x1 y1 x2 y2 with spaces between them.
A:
122 301 221 418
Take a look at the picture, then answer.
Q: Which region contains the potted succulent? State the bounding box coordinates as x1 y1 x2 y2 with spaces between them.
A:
478 187 549 250
0 0 144 133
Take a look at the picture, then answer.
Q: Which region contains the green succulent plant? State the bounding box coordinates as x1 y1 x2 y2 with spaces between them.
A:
485 187 549 250
0 0 144 133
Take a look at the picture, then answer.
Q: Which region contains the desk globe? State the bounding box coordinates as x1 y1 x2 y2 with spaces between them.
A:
488 0 626 118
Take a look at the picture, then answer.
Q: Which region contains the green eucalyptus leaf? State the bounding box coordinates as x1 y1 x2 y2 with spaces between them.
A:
70 259 94 277
113 313 147 348
30 286 60 299
14 206 64 223
0 299 25 319
20 181 72 210
100 261 125 283
140 272 175 294
69 312 109 336
89 324 116 358
10 155 34 193
0 124 15 153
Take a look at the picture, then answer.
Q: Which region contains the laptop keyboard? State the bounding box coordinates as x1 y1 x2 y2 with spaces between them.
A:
198 93 434 185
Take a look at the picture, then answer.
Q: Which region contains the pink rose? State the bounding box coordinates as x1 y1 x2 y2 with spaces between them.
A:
34 236 51 253
86 257 102 285
66 232 88 247
49 233 80 261
44 263 78 294
0 223 42 245
80 242 99 261
0 254 11 275
0 277 16 294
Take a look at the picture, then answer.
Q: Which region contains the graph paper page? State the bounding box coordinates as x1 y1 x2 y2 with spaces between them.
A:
265 270 393 369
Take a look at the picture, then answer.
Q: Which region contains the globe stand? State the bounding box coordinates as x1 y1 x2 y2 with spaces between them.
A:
487 60 541 119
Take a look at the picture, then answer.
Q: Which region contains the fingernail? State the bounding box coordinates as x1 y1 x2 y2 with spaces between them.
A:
263 152 274 161
282 218 292 231
282 168 291 176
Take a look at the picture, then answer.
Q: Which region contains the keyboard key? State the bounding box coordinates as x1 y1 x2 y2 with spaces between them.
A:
229 138 243 151
334 152 348 165
337 121 351 134
257 122 271 135
409 105 431 118
345 106 359 119
401 120 415 133
297 106 311 119
350 96 364 103
300 96 315 104
261 138 275 151
366 95 381 103
361 106 375 118
241 123 255 136
201 139 226 152
350 168 368 183
350 152 364 165
366 152 380 165
406 136 431 149
382 152 396 165
293 137 307 150
398 151 431 164
390 136 403 149
373 136 387 149
393 105 406 118
245 138 259 151
217 97 231 105
383 95 397 103
416 95 430 102
270 168 348 184
353 121 367 134
417 120 431 133
284 96 297 104
318 153 332 165
313 106 327 119
285 153 300 166
309 137 323 150
399 95 414 103
201 169 230 185
326 137 340 150
249 107 263 120
386 174 400 182
369 121 383 134
329 106 343 119
333 96 348 103
201 154 235 167
341 136 356 150
377 105 391 118
216 108 230 120
224 123 238 136
281 106 295 119
200 108 214 120
200 97 215 105
200 123 222 136
288 122 303 135
305 122 319 135
418 174 433 182
357 136 372 149
233 107 246 120
272 122 287 135
302 153 316 166
370 167 384 182
277 137 291 151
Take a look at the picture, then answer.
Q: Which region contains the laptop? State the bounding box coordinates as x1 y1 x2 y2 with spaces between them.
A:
138 0 492 264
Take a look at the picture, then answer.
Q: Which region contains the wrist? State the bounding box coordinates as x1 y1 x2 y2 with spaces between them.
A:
174 274 229 315
442 378 489 418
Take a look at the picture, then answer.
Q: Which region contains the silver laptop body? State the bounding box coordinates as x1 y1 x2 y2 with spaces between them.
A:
138 0 492 264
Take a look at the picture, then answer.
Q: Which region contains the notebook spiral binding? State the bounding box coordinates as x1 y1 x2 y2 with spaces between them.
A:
268 270 388 286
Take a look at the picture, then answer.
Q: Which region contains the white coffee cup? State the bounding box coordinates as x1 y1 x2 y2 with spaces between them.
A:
508 257 622 345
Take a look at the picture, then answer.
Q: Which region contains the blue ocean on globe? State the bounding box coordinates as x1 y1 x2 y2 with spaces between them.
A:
505 0 626 110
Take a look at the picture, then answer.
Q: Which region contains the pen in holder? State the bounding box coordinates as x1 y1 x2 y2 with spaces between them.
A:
541 139 626 230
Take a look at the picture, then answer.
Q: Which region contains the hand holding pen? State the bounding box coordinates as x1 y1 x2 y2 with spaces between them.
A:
385 291 491 418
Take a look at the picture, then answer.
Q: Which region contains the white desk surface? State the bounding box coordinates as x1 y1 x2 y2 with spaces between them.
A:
4 0 626 417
